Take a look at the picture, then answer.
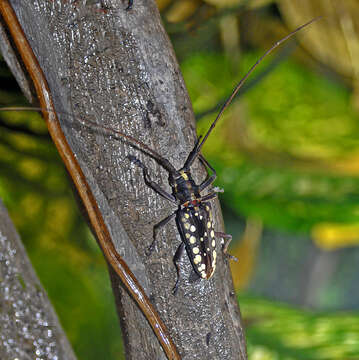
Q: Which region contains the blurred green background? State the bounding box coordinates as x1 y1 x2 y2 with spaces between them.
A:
2 0 359 359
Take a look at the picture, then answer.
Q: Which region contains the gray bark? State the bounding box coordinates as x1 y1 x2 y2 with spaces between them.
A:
0 0 247 359
0 198 77 360
0 17 35 104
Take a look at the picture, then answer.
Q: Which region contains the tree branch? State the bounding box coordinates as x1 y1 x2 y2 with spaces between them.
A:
0 0 246 359
0 198 77 360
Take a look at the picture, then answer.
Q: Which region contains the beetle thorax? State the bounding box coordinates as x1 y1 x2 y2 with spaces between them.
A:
173 170 200 203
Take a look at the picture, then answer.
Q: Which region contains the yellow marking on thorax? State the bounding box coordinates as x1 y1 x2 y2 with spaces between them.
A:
180 171 189 180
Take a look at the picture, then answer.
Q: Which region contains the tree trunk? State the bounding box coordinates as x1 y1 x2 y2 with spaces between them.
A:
0 0 247 359
0 198 77 360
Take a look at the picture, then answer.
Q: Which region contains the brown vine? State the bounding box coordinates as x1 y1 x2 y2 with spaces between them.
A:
0 1 180 359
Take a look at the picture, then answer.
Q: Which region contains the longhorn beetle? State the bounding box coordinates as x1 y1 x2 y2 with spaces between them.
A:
0 17 320 293
124 17 320 293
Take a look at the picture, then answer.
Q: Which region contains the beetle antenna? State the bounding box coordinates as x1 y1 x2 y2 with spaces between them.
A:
0 106 178 174
195 16 322 154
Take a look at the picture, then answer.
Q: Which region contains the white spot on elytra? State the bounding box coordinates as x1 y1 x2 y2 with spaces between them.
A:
212 239 216 247
190 225 196 232
184 223 190 230
190 236 196 244
207 222 211 229
210 230 215 238
185 213 190 218
199 215 203 220
213 250 217 260
200 237 204 242
195 212 198 216
185 233 190 239
193 247 199 254
201 271 206 278
194 255 202 264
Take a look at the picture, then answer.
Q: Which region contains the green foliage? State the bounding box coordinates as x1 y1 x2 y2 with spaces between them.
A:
240 54 359 158
30 243 123 359
241 295 359 359
0 108 123 359
182 52 359 233
216 159 359 232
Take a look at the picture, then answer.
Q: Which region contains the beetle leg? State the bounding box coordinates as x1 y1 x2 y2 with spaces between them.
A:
172 243 185 295
212 186 224 193
199 175 216 192
146 212 176 256
198 154 217 191
201 192 217 202
125 0 133 10
215 232 238 262
128 155 177 203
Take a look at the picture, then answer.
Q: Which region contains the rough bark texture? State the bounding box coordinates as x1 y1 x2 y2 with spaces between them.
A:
0 0 247 359
0 198 77 360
